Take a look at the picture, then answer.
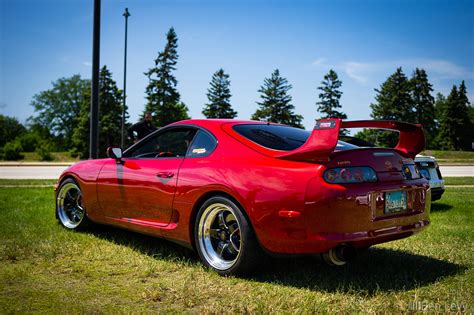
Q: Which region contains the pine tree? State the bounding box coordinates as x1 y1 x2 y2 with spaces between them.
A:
410 68 436 148
202 69 237 118
144 27 189 127
252 69 303 128
370 67 413 122
359 68 413 147
437 81 473 150
316 69 347 119
72 66 125 158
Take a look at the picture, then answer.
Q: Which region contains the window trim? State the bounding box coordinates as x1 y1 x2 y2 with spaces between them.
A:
123 124 217 159
185 129 218 158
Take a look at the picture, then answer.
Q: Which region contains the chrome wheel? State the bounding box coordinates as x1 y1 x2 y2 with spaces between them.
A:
197 203 242 271
57 182 85 229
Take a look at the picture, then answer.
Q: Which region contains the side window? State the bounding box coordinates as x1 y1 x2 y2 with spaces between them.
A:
187 130 217 157
125 128 197 158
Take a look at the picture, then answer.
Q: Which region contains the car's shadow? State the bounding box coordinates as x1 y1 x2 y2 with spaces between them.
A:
431 202 453 212
86 225 465 295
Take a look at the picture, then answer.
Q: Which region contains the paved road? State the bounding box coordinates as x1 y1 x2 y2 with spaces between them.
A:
0 166 68 179
0 165 473 179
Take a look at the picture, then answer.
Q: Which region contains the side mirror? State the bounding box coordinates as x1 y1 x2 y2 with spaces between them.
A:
107 147 123 162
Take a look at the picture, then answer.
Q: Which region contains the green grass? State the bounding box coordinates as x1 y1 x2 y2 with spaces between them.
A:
444 177 474 186
12 152 79 163
0 181 472 313
421 150 474 165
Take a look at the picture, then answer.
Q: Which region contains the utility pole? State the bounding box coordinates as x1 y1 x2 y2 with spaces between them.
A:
90 0 101 159
121 8 130 148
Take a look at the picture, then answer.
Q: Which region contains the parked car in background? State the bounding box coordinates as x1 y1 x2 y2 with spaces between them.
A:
414 155 445 201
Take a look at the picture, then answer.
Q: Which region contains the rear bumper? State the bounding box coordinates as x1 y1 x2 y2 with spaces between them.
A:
256 178 431 254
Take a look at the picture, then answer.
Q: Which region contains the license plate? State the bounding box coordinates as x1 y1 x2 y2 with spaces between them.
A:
385 191 407 214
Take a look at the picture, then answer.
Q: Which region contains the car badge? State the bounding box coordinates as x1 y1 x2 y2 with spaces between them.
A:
385 161 393 170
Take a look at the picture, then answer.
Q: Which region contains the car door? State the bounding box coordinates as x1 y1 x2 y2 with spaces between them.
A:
97 127 197 227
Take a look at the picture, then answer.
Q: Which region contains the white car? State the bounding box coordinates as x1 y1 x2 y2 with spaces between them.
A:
415 155 445 201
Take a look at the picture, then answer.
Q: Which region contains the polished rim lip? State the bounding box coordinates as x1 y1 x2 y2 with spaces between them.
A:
57 182 84 229
198 203 242 271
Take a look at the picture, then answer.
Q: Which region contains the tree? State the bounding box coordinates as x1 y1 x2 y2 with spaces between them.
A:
202 69 237 118
370 67 413 122
436 82 473 150
410 68 436 148
357 68 413 147
30 75 90 149
316 69 347 119
144 27 189 127
252 69 303 128
72 66 125 158
0 115 26 147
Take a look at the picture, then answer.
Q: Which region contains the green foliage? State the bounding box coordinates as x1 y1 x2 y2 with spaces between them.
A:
72 66 125 159
203 69 237 118
0 115 26 147
370 67 413 121
410 68 437 148
2 140 24 160
29 75 90 149
35 140 53 161
436 82 473 151
144 27 189 127
316 69 347 119
252 69 303 128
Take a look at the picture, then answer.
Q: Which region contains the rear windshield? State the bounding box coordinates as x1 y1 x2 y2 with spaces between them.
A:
233 124 359 151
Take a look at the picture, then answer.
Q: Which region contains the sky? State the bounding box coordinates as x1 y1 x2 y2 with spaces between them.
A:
1 0 473 130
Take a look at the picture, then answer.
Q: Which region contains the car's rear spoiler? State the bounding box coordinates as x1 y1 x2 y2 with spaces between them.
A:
276 119 425 162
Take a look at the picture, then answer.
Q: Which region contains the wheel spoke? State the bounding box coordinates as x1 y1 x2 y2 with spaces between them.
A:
229 234 240 253
208 228 220 239
216 242 228 257
217 211 228 230
228 222 239 234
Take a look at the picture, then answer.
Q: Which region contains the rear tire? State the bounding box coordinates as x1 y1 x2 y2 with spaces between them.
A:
194 196 263 276
56 178 91 230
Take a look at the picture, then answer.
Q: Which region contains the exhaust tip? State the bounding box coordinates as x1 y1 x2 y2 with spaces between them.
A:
322 245 357 266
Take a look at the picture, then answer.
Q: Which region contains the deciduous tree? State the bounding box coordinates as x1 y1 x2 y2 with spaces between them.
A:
30 75 89 148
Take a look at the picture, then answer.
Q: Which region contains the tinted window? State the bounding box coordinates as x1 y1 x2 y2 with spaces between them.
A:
233 124 360 151
233 124 309 150
187 130 217 157
125 128 197 158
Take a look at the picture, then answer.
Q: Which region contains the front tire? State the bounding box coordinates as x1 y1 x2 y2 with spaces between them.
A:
194 196 262 276
56 178 91 230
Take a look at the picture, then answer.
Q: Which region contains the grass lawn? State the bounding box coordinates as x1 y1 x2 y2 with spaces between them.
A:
421 150 474 165
0 180 472 313
10 152 79 163
444 177 474 186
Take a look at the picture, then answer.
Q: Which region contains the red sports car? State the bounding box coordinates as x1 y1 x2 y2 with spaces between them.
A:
55 118 431 275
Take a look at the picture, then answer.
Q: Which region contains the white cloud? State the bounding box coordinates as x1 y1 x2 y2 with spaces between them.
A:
311 58 474 85
83 61 92 67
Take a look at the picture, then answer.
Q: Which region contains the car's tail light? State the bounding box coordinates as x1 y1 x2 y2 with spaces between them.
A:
323 167 377 184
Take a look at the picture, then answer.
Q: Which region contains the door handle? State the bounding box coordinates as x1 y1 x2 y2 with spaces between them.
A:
156 172 174 178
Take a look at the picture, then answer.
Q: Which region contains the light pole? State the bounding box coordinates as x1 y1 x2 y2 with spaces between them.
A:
90 0 101 159
121 7 130 148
